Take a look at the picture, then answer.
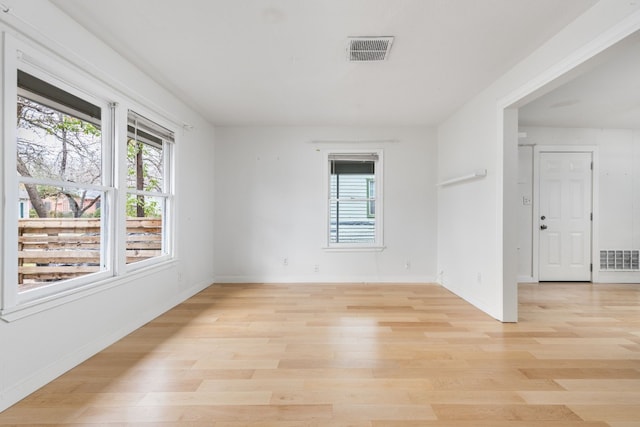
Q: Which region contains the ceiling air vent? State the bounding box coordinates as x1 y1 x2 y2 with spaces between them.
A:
347 36 394 62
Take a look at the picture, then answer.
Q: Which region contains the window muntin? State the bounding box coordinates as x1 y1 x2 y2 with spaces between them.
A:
15 71 111 294
126 111 173 265
327 152 382 248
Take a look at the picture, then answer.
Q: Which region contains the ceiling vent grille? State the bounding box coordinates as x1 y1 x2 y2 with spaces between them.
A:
347 37 394 62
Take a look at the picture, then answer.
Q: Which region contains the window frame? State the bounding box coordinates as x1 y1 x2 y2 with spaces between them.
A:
123 109 175 272
3 48 115 309
323 149 384 251
1 35 177 320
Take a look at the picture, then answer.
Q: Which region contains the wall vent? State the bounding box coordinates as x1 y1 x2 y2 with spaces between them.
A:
347 36 394 62
600 250 640 271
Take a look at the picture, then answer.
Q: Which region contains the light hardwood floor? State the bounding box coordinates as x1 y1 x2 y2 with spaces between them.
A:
1 282 639 426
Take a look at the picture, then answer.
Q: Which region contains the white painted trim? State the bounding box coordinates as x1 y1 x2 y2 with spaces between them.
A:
532 149 540 283
321 246 386 252
213 275 437 284
3 33 122 311
532 146 598 283
596 272 640 283
310 139 398 144
322 148 384 250
2 31 180 314
2 33 19 309
18 177 113 192
517 275 537 283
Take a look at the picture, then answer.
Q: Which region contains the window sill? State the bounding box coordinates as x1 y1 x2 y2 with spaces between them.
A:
322 245 386 252
0 259 177 323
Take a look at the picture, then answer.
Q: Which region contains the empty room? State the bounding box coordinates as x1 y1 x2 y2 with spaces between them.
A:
0 0 639 425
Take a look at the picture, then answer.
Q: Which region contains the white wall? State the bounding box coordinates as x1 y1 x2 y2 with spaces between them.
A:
0 1 215 411
518 126 640 283
437 0 640 321
214 126 437 283
517 145 535 281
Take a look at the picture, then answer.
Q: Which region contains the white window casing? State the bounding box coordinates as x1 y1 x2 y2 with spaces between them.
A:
1 34 177 320
323 149 384 251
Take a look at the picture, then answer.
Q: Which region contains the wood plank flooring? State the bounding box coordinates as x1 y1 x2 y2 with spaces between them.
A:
1 282 639 426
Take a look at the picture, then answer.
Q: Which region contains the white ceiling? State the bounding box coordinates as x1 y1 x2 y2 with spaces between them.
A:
519 34 640 129
51 0 597 126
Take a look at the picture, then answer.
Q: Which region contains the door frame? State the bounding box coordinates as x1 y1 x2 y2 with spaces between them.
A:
532 145 599 283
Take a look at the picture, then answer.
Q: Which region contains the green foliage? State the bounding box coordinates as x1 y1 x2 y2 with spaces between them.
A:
126 139 161 218
126 194 160 218
49 116 100 137
36 184 59 199
127 140 161 190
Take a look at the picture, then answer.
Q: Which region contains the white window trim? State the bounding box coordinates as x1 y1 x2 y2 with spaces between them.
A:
122 108 176 273
322 148 385 251
3 36 117 310
1 34 178 321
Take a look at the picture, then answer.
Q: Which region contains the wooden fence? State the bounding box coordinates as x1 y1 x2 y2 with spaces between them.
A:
18 218 162 284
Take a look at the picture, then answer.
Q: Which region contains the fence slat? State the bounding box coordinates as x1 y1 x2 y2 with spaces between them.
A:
17 218 162 285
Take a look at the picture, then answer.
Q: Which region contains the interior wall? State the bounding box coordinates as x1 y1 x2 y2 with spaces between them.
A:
437 0 640 321
517 145 535 280
214 126 437 283
0 1 216 411
518 126 640 283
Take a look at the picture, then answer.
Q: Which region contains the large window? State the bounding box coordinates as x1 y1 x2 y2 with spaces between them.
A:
2 41 176 316
327 151 383 249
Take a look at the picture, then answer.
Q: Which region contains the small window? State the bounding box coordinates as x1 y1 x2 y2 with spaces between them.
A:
126 111 173 265
326 151 383 249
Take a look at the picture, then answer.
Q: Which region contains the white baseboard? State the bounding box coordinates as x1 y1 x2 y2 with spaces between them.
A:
594 271 640 284
518 275 537 283
213 275 437 284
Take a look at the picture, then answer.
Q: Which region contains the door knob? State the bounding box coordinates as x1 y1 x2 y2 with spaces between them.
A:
540 215 546 220
540 224 548 230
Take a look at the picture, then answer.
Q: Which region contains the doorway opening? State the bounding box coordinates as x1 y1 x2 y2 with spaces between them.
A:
501 27 640 321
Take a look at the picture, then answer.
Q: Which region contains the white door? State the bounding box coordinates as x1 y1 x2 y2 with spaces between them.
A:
538 152 592 281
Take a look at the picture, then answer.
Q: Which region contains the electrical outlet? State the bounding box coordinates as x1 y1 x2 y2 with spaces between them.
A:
283 257 288 266
405 260 411 270
314 264 320 273
522 196 532 206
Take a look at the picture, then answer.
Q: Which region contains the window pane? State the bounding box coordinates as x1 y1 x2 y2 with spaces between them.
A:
329 200 376 243
330 173 374 199
127 137 164 192
126 194 165 264
329 163 376 244
18 185 104 292
17 95 102 185
367 179 375 217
